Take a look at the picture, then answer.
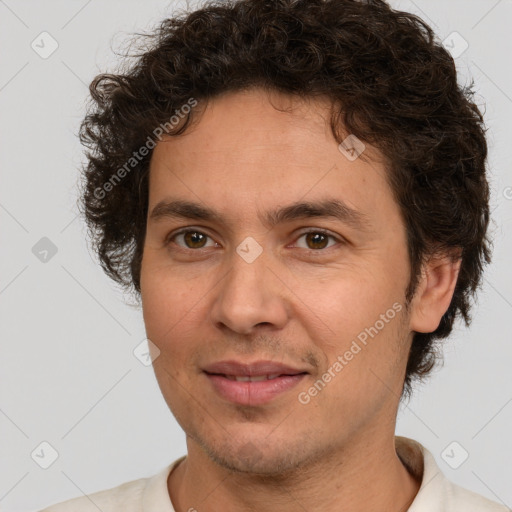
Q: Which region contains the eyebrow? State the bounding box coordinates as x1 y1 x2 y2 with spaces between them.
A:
148 198 372 232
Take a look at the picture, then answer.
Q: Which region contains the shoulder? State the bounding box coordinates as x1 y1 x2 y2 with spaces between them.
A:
38 459 182 512
440 475 510 512
396 436 509 512
41 478 148 512
38 477 147 512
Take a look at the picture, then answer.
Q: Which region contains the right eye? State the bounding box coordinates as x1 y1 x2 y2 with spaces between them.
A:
165 229 219 250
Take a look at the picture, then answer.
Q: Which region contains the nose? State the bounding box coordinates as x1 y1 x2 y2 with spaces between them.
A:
209 248 290 335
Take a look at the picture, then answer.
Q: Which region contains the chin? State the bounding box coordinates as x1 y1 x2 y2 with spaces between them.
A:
195 432 318 478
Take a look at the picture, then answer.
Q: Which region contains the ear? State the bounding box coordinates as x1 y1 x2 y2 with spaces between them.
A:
409 250 462 333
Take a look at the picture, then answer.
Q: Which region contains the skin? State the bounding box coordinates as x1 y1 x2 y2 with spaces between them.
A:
140 87 461 512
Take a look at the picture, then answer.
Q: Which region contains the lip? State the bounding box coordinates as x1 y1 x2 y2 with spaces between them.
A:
203 360 307 377
203 360 308 406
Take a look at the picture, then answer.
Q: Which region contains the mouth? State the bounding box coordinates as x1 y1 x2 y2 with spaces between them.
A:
203 362 309 406
209 372 305 382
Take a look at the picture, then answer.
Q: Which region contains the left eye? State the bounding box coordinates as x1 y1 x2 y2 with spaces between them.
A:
294 231 339 250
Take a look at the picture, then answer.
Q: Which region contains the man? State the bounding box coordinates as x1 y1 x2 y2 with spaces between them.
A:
41 0 508 510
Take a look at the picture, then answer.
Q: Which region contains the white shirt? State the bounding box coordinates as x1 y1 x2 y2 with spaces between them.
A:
39 436 509 511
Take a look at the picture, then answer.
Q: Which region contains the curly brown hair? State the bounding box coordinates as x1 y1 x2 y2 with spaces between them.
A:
78 0 491 400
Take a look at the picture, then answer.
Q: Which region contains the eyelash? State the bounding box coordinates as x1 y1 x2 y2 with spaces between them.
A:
164 228 343 252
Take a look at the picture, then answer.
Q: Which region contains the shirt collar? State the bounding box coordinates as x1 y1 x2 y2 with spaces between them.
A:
395 435 445 511
142 456 185 512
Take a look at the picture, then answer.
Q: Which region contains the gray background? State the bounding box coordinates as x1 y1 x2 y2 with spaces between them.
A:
0 0 511 510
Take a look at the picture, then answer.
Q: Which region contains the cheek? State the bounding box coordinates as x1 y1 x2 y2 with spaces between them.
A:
140 265 217 373
142 282 199 393
299 269 408 385
297 269 399 333
308 304 408 422
141 267 193 344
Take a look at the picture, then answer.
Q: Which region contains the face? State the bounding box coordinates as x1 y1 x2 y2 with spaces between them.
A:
140 88 415 475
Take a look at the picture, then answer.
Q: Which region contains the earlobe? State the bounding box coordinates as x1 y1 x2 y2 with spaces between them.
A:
409 252 462 333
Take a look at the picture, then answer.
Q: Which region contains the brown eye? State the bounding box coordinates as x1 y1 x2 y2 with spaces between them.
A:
305 232 329 249
169 230 216 249
294 231 340 250
306 233 329 249
182 231 207 248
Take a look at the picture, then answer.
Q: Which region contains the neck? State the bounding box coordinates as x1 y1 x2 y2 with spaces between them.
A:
168 434 421 512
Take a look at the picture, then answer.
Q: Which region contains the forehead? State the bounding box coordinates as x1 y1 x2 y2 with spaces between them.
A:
152 90 332 174
148 88 394 230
